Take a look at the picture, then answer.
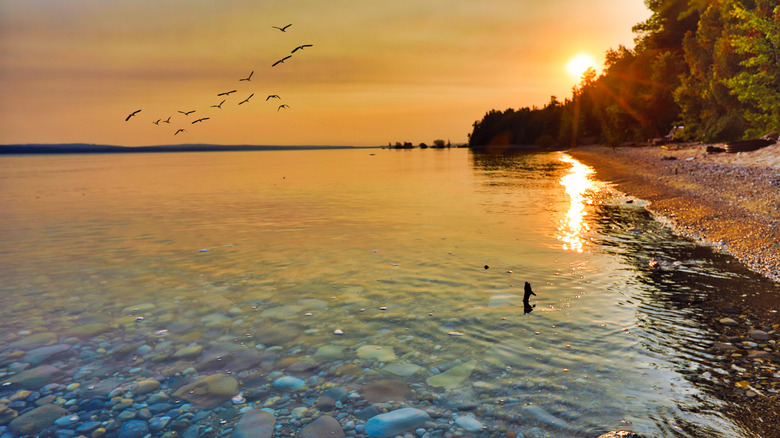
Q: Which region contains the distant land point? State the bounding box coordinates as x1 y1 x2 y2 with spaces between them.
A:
0 144 382 154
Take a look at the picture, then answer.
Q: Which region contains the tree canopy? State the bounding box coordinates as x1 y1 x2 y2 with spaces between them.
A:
468 0 780 148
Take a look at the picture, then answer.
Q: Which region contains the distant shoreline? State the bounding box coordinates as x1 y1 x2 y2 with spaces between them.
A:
0 144 382 155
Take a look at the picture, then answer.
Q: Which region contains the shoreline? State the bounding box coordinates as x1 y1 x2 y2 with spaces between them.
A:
569 143 780 438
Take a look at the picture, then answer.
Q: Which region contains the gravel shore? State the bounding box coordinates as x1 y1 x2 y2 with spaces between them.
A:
569 143 780 438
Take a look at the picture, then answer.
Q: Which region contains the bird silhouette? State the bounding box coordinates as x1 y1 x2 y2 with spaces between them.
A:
125 109 141 121
272 55 292 67
523 282 536 314
178 110 196 116
211 100 225 109
162 117 171 124
174 129 186 135
272 24 292 32
277 104 290 112
152 119 161 125
239 71 254 81
266 94 281 100
291 44 313 53
238 94 254 105
218 90 237 97
192 117 210 124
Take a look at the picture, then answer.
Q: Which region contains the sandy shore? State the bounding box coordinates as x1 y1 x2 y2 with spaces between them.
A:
569 143 780 438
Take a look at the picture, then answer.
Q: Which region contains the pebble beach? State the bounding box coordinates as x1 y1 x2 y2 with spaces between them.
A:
570 143 780 438
0 316 642 438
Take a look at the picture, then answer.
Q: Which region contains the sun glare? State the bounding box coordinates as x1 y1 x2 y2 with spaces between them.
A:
566 53 598 79
558 155 597 253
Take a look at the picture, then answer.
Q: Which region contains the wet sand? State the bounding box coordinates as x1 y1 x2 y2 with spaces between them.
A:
569 143 780 438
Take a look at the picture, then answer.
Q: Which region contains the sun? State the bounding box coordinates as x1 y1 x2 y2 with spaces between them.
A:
566 53 598 79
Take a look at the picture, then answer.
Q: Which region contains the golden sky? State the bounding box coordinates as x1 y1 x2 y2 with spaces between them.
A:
0 1 650 146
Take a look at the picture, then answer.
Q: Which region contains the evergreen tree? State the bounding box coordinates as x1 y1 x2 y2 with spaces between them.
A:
725 0 780 137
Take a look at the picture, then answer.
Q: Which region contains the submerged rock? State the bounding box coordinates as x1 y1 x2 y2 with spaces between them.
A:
232 409 275 438
520 405 567 429
7 365 61 389
8 404 67 434
314 345 346 360
173 345 203 359
272 376 306 391
362 380 411 402
364 408 431 438
9 332 58 349
455 415 483 431
356 345 396 362
66 323 111 338
383 363 423 377
172 374 239 407
117 419 150 438
0 404 19 425
23 344 72 365
300 415 345 438
426 360 477 389
132 379 161 395
749 329 770 341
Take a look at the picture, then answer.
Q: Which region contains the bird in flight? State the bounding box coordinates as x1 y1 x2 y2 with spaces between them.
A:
272 24 292 32
153 119 161 125
238 94 254 105
239 71 254 81
212 100 225 109
218 90 237 96
277 104 290 112
192 117 210 124
291 44 313 53
162 117 171 124
125 109 141 121
175 129 186 135
178 110 196 116
266 94 281 100
272 55 292 67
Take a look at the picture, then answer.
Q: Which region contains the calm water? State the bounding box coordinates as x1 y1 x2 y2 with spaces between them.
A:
0 148 763 437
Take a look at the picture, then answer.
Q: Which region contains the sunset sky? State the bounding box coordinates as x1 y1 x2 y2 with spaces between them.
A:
0 1 650 147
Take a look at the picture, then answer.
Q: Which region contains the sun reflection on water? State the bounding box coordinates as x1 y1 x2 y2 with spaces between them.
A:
558 154 597 252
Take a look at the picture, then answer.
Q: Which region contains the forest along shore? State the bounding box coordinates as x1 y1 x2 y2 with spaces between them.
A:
569 143 780 438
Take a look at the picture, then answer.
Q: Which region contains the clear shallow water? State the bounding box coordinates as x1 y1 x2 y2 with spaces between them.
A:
0 149 762 437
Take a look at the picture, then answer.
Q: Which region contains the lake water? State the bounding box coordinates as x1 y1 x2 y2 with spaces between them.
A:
0 148 764 437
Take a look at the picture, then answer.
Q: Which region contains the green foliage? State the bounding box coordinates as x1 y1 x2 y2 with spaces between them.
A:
724 1 780 137
468 97 567 148
675 1 747 141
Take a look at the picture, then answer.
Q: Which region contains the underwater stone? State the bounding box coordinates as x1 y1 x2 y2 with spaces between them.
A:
66 323 111 338
132 379 160 395
455 415 483 431
8 404 67 434
425 360 477 389
272 376 306 391
172 374 239 407
300 415 345 438
232 409 275 438
117 419 149 438
356 345 396 362
7 365 61 390
23 344 72 365
364 407 430 438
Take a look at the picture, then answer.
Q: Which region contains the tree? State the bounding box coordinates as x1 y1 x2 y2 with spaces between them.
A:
725 0 780 136
675 1 747 141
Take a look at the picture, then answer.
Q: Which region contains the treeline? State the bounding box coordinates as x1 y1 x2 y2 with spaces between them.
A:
387 139 454 149
469 0 779 148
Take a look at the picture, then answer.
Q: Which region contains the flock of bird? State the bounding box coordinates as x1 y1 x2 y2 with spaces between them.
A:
124 24 312 136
